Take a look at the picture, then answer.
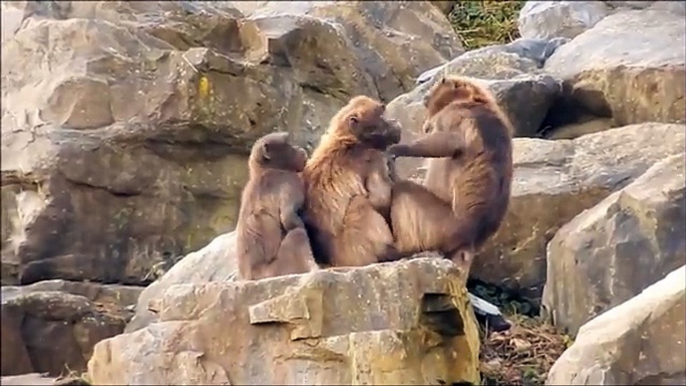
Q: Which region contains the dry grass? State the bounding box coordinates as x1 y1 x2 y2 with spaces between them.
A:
479 314 572 386
448 1 526 50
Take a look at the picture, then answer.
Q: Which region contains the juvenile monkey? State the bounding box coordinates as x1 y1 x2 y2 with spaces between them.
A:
302 95 402 267
387 75 514 271
236 132 319 281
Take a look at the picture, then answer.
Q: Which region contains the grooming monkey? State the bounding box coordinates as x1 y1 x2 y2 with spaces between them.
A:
387 75 514 271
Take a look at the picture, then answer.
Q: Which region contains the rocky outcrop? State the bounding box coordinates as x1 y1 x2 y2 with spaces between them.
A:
473 123 685 300
1 0 461 286
1 280 142 376
518 1 610 40
88 258 481 385
543 9 685 127
542 154 686 336
126 231 237 333
546 265 686 385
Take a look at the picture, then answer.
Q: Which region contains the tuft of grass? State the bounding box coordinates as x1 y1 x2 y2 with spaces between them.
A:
448 1 526 50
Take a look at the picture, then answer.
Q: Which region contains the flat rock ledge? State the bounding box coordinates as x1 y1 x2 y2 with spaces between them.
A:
87 258 481 385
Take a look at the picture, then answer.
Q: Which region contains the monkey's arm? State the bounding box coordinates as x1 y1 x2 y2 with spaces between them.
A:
279 181 306 231
387 131 465 159
366 156 394 213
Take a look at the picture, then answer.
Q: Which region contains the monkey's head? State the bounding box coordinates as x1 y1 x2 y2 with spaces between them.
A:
332 96 402 150
249 132 308 173
423 76 491 117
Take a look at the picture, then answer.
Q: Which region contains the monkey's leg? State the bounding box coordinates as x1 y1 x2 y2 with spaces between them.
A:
388 131 465 158
269 228 319 277
390 181 461 255
333 195 399 267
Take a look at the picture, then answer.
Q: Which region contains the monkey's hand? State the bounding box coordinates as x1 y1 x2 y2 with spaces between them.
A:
280 206 305 232
279 182 306 232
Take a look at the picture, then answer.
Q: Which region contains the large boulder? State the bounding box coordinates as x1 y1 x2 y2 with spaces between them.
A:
228 0 464 102
1 0 462 286
88 258 481 385
546 265 686 385
544 9 685 127
473 123 685 301
517 1 610 40
542 154 686 336
126 231 237 333
1 280 142 376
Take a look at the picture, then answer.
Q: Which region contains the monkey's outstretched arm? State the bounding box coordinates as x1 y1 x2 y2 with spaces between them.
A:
279 182 306 231
387 131 465 159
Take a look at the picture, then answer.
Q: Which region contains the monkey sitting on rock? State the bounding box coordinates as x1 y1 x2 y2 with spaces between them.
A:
302 95 403 268
386 75 514 274
235 132 318 281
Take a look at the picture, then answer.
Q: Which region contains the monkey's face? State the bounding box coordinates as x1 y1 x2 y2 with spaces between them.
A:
423 76 473 115
348 105 402 150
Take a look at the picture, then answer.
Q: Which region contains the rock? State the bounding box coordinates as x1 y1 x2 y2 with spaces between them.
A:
431 1 456 15
1 280 141 376
126 231 237 333
1 373 57 386
518 1 610 40
648 1 686 15
230 0 464 102
541 154 686 336
544 116 614 139
546 265 686 385
544 9 686 126
89 258 481 385
603 1 656 10
472 123 685 300
1 1 461 285
0 373 89 386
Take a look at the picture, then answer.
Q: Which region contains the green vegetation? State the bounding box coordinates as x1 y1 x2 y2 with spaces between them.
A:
448 1 526 50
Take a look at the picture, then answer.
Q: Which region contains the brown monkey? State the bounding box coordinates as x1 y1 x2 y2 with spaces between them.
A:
386 75 514 271
236 132 319 281
302 95 402 267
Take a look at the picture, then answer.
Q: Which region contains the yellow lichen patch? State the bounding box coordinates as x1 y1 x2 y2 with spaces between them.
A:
198 75 211 99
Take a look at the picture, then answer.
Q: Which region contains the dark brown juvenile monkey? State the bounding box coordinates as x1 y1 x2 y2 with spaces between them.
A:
386 75 514 271
302 95 402 267
236 132 319 281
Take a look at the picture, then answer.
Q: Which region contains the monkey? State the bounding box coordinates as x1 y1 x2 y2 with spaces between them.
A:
386 75 514 272
235 132 319 281
302 95 403 268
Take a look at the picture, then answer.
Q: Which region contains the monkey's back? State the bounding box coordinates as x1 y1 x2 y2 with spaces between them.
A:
427 103 513 249
236 170 296 277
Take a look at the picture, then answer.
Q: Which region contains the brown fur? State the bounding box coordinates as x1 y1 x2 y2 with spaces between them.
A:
302 95 402 267
387 75 514 271
236 132 319 281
